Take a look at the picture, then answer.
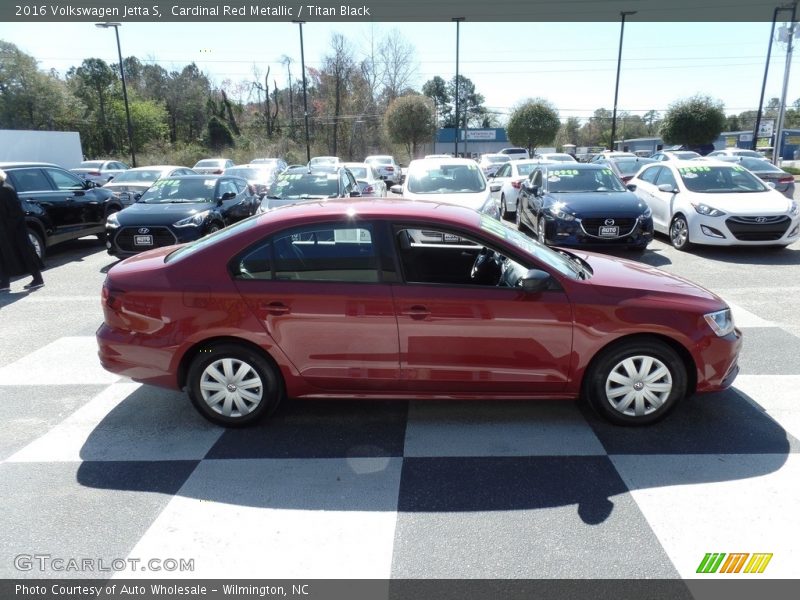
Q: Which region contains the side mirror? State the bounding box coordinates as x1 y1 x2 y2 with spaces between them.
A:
626 183 637 192
133 192 143 202
657 183 678 193
490 184 501 193
390 184 403 195
220 191 237 201
521 269 552 293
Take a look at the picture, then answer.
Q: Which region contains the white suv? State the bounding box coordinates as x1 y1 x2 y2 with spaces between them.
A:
498 147 530 160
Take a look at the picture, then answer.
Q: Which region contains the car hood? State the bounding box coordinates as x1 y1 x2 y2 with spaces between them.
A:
570 249 725 308
116 201 215 226
684 190 794 215
402 190 490 212
548 191 647 216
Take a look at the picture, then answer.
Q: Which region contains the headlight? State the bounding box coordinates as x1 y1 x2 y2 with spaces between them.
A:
548 202 576 221
639 206 652 221
691 203 725 217
106 212 120 229
789 201 799 217
174 210 210 228
704 308 735 337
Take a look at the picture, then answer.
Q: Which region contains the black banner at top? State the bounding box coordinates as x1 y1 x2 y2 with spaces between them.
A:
0 0 789 23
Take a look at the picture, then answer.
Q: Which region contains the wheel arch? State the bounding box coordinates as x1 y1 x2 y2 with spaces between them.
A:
580 332 697 397
177 335 285 392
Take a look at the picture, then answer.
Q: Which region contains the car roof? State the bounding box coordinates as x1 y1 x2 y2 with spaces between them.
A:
0 161 61 169
126 165 189 171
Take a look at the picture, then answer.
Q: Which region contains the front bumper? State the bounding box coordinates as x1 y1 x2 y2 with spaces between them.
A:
544 215 654 249
687 214 800 246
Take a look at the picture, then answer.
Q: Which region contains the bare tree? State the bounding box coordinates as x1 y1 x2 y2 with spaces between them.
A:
378 29 418 105
279 55 294 128
321 33 356 156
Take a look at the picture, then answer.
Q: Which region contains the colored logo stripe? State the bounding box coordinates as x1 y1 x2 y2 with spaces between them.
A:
697 553 726 573
720 553 749 573
696 553 773 574
744 553 773 574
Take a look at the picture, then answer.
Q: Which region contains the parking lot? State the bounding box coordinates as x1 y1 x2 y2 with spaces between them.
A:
1 223 799 582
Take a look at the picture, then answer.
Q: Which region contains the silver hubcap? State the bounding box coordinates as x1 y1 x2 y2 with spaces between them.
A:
671 219 688 248
200 358 263 418
605 355 673 417
28 233 42 259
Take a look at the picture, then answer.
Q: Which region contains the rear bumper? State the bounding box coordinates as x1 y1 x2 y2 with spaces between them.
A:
96 323 179 389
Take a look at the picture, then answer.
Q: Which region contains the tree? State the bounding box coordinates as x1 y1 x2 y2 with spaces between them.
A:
385 94 435 158
67 58 117 155
422 75 450 128
506 99 560 155
554 116 581 150
660 95 726 147
378 29 418 105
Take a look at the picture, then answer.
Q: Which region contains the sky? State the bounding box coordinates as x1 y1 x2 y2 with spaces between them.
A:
0 20 797 125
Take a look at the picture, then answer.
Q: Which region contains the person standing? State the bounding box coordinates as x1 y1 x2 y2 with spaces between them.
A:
0 168 44 292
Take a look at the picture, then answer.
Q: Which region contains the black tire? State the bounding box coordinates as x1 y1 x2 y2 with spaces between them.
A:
583 338 687 426
206 223 222 235
187 343 284 427
500 194 509 221
515 202 528 233
27 228 45 262
669 215 691 251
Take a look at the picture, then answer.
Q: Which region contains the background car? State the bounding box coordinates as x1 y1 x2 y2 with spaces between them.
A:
712 156 795 198
97 199 741 428
224 164 280 198
589 151 636 162
105 174 259 256
488 158 553 220
498 147 530 160
262 166 361 210
249 157 288 172
103 165 197 206
707 148 768 160
650 150 702 161
0 161 122 260
477 153 511 178
70 160 129 185
192 158 235 174
391 157 499 218
593 155 657 183
516 162 653 251
342 162 388 197
364 155 402 185
536 153 577 163
628 160 800 250
308 156 341 169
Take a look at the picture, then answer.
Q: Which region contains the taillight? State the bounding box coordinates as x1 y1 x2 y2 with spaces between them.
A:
386 167 394 172
511 181 521 189
362 185 374 194
89 171 101 176
778 176 794 183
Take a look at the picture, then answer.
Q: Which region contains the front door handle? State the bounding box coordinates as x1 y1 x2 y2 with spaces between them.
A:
261 302 290 316
400 305 430 320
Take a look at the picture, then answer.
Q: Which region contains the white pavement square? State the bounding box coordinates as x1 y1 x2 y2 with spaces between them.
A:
733 375 800 445
116 458 403 579
0 336 120 386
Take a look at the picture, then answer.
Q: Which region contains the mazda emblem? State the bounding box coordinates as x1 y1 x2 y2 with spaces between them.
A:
755 217 767 223
604 219 615 226
138 227 150 234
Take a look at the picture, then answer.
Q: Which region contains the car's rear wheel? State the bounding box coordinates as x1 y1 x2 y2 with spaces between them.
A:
27 229 45 262
187 343 283 427
515 203 528 233
500 194 509 220
584 338 687 425
669 215 691 250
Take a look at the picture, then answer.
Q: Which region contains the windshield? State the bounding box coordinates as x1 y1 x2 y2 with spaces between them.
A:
195 160 223 167
111 169 162 183
139 178 217 203
226 167 273 180
478 215 582 280
738 158 780 173
407 163 486 194
546 168 626 193
268 173 340 198
516 164 538 176
614 159 654 177
80 161 104 168
678 165 768 193
367 157 392 165
347 166 368 179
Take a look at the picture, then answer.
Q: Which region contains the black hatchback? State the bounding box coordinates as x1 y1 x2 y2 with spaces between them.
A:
516 163 654 251
106 175 259 256
0 161 122 260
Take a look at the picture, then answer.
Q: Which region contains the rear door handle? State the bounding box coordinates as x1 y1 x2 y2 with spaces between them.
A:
400 305 430 320
261 302 290 315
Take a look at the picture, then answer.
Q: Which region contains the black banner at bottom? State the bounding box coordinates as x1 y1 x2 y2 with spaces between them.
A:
3 579 799 600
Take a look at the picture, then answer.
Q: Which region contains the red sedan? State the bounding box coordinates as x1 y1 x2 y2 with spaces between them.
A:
97 199 741 427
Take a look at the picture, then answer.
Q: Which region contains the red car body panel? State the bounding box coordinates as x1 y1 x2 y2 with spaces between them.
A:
97 199 741 404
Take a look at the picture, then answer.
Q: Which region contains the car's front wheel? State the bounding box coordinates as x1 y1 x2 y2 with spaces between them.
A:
27 228 45 262
583 338 687 425
669 215 691 250
187 343 283 427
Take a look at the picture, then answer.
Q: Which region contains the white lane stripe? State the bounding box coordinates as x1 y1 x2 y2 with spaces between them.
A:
113 458 403 579
725 301 774 328
6 382 224 462
0 336 119 385
611 454 800 578
734 375 800 444
404 401 606 457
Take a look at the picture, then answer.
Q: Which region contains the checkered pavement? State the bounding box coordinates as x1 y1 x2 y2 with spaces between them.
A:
1 300 799 581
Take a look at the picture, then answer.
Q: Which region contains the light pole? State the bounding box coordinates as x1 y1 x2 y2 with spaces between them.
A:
773 2 798 165
453 17 464 158
95 22 136 167
293 19 311 163
753 7 784 152
610 11 636 151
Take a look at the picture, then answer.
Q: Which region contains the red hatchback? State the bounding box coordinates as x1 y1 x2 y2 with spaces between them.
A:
97 200 741 427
